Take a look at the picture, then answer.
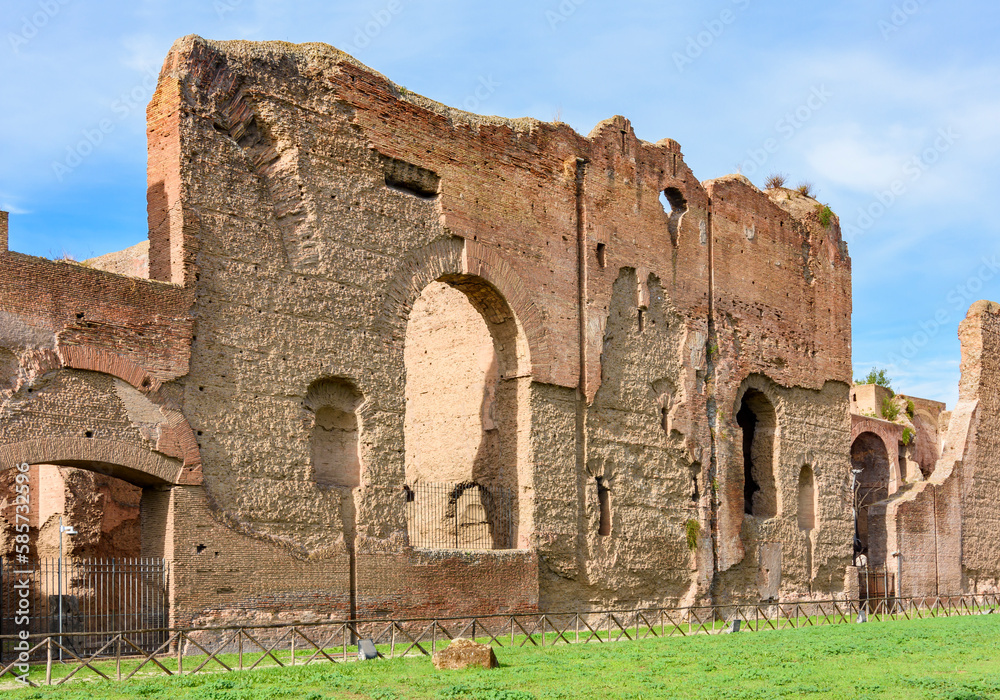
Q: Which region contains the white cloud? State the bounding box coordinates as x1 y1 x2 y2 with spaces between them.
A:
0 202 31 215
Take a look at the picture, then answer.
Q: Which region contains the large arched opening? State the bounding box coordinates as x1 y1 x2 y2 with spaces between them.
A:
403 274 530 550
1 367 195 654
851 431 891 566
1 446 177 657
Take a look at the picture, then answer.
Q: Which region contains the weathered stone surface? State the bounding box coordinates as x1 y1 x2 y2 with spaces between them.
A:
433 638 498 670
0 34 996 627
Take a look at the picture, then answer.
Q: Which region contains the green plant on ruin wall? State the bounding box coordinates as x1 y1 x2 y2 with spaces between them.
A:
796 181 815 197
881 396 900 422
686 519 700 551
816 204 833 227
901 427 915 446
856 367 894 396
906 399 915 419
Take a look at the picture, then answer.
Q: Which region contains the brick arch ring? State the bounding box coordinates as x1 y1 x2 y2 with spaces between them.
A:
0 437 197 486
378 237 550 381
850 416 903 489
850 416 903 451
0 344 203 485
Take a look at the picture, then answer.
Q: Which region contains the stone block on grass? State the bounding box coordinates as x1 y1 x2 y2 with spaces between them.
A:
432 638 498 670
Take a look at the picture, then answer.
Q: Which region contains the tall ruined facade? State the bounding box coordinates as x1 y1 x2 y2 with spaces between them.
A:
1 35 880 625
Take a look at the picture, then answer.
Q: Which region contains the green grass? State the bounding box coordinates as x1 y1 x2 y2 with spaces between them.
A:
5 614 1000 699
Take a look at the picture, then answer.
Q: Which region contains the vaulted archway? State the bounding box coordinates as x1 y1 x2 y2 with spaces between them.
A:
402 271 532 549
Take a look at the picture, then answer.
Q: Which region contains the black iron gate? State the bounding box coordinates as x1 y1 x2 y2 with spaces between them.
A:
0 557 169 662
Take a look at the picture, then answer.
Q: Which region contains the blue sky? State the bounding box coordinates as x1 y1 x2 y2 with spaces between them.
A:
2 0 998 407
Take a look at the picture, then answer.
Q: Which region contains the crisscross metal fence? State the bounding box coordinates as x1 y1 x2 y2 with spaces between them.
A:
2 592 997 687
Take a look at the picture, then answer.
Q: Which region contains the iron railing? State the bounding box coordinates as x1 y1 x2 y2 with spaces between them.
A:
404 481 515 549
1 593 997 687
0 557 169 663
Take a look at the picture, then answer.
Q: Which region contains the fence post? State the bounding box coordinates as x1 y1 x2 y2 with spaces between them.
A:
46 636 53 686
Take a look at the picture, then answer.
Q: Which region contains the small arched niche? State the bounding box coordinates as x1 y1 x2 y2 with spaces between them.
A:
305 378 364 489
736 388 778 519
797 465 816 531
0 347 18 393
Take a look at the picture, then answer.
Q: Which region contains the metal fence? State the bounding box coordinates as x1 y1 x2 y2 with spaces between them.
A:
404 481 515 549
0 558 169 663
2 592 997 687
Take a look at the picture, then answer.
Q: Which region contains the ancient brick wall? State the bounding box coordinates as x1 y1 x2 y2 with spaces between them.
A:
954 301 1000 590
706 176 853 603
1 34 863 624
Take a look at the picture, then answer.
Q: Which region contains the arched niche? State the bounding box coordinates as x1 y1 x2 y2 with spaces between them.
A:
304 377 364 490
736 388 778 519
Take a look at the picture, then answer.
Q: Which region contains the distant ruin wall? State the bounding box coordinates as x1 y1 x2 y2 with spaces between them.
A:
956 301 1000 590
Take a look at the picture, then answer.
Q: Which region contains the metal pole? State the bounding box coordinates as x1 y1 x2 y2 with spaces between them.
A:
58 517 63 663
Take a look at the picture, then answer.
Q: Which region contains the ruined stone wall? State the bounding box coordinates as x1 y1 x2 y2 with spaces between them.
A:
900 395 946 479
872 301 1000 598
705 179 853 603
85 240 150 279
1 35 858 623
955 301 1000 590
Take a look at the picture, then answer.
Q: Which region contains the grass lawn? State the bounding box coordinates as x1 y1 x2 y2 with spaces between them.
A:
4 614 1000 699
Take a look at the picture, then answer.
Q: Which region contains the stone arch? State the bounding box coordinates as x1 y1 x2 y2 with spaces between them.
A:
850 415 902 494
0 438 189 487
1 359 201 486
734 377 780 520
379 237 547 381
851 430 893 566
393 239 535 549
